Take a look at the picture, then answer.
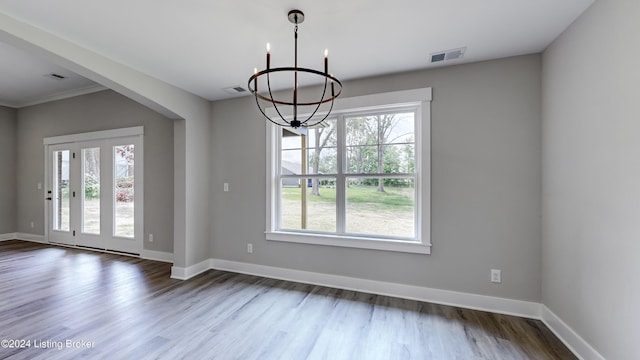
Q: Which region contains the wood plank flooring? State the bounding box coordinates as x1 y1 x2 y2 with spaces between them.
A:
0 240 576 360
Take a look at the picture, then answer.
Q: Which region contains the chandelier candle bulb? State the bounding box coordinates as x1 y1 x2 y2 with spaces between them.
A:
254 68 258 91
266 43 271 70
324 49 328 74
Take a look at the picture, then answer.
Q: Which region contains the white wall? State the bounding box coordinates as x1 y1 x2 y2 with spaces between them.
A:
542 0 640 358
211 55 542 302
0 106 16 234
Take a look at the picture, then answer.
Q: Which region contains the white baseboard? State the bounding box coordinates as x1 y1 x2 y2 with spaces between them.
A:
12 235 174 264
141 249 174 263
171 258 211 280
16 233 46 243
0 233 17 241
541 306 605 360
209 258 541 319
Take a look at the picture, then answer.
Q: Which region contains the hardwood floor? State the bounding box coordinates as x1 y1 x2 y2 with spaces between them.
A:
0 240 576 360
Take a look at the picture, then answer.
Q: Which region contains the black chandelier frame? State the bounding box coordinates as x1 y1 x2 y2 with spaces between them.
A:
247 10 343 129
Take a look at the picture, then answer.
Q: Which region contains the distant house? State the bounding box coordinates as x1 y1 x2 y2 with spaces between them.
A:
281 160 301 187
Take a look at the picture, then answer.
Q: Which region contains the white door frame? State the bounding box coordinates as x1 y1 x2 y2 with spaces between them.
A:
46 143 77 246
44 126 144 254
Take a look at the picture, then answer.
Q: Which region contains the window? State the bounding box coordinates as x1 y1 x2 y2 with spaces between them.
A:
266 88 431 254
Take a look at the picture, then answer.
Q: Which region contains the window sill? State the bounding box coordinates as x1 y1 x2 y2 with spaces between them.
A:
265 231 431 254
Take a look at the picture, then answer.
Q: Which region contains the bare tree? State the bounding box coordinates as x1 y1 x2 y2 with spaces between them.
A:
310 124 335 196
376 114 402 192
345 117 374 181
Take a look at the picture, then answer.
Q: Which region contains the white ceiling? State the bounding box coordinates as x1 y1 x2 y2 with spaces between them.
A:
0 41 104 107
0 0 593 107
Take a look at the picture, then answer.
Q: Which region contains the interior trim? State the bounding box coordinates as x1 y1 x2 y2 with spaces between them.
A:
16 232 46 243
171 258 210 280
43 126 144 145
541 306 606 360
141 249 174 263
0 233 17 241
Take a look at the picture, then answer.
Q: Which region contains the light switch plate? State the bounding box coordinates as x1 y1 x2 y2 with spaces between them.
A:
491 269 502 283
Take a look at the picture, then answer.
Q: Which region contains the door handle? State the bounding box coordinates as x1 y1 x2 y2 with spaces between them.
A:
46 197 52 201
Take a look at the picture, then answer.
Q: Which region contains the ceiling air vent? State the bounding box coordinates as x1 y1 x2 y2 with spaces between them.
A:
46 73 67 80
223 86 248 95
430 47 466 63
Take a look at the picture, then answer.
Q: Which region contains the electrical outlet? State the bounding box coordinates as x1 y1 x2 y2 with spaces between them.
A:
247 243 253 254
30 221 34 229
491 269 502 283
224 183 229 192
149 234 154 242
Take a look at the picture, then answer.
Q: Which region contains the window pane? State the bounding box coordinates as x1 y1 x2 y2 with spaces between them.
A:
382 144 415 173
82 147 100 234
384 113 415 144
114 145 134 238
307 120 337 148
346 178 415 238
282 121 338 175
345 112 416 175
53 150 70 232
281 180 302 229
308 147 337 174
346 145 378 174
282 148 338 175
346 145 415 174
280 178 336 232
282 149 303 174
346 116 378 146
282 128 301 150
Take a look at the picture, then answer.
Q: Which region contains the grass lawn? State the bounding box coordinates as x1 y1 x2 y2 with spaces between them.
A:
283 185 413 207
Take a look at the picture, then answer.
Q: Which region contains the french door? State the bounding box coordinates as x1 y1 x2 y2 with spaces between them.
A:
46 128 143 254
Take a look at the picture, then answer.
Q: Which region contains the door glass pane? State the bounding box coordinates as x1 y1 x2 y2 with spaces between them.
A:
82 147 100 234
114 145 134 238
52 150 70 231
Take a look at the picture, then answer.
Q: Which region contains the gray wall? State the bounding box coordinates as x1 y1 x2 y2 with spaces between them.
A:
542 0 640 358
211 54 542 302
0 106 16 234
16 90 175 253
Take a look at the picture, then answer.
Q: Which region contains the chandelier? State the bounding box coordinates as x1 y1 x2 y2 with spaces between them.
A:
248 10 342 129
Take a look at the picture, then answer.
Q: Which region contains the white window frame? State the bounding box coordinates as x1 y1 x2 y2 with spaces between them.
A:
266 88 431 254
